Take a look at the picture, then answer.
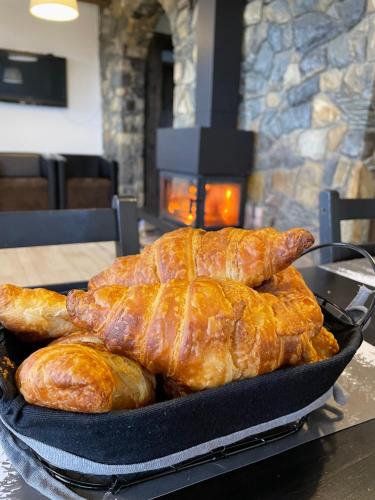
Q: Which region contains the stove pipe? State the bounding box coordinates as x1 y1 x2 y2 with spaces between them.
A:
156 0 253 179
195 0 245 130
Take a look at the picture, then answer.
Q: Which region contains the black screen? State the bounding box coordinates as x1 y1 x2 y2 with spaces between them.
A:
0 49 67 107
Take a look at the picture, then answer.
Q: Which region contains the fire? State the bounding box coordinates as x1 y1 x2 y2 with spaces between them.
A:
163 176 241 227
204 183 240 227
164 177 197 226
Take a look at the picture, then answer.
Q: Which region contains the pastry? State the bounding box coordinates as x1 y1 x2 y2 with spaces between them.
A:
0 284 75 342
16 332 156 413
89 226 314 289
67 273 329 391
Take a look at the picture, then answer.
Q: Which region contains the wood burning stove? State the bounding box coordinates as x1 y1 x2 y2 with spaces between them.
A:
154 0 254 230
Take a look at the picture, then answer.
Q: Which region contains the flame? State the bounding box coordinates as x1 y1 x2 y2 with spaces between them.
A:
204 183 241 227
163 178 197 225
163 177 240 227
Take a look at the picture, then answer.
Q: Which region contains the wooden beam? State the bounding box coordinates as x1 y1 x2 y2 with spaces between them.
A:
79 0 111 8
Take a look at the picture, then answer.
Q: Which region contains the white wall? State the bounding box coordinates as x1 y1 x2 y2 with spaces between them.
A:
0 0 103 155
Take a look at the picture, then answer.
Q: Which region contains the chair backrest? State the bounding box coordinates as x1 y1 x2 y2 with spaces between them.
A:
319 190 375 263
0 196 139 257
58 155 116 178
0 153 57 209
57 155 118 209
0 153 42 177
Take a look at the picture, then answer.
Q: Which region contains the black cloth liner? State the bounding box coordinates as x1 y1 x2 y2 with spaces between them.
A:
0 321 362 466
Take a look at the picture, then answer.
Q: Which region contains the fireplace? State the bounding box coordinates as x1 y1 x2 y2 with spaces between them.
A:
160 174 246 229
154 0 254 231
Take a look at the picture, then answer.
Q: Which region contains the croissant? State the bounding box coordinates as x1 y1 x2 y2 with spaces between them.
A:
162 268 339 397
0 284 76 342
256 266 339 360
16 332 156 413
311 326 339 360
89 226 314 289
67 270 331 391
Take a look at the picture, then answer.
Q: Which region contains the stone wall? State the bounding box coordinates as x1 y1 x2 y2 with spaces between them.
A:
100 0 196 200
239 0 375 243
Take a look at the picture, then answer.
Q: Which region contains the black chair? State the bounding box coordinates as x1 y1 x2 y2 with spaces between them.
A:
319 189 375 263
0 196 139 290
0 153 57 211
56 155 118 209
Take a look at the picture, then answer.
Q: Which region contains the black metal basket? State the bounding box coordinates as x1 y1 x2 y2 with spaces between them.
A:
0 242 373 493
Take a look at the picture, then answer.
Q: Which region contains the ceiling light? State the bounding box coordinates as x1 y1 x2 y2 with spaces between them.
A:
30 0 79 22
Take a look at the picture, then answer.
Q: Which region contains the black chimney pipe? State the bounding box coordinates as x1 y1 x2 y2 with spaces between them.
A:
156 0 253 178
195 0 245 129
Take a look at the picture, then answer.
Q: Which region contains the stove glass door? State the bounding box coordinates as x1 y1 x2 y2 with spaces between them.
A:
161 175 197 226
203 182 241 227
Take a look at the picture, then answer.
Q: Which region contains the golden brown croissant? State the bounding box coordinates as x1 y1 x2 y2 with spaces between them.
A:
0 284 76 342
67 271 328 391
256 266 339 361
162 269 338 397
311 327 339 360
89 226 314 289
161 330 338 399
16 332 156 413
256 265 316 296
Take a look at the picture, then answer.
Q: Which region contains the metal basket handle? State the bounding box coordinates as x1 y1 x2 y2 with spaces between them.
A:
302 242 375 329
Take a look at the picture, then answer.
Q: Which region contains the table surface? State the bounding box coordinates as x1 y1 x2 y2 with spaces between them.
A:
0 249 375 499
0 242 116 287
320 257 375 288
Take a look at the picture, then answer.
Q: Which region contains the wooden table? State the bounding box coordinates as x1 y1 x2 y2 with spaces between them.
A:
0 242 116 287
0 256 375 499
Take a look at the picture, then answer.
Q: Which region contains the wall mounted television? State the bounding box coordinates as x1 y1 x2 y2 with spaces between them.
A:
0 49 67 107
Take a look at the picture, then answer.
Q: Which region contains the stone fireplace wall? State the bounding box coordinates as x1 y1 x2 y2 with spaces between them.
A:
100 0 196 201
239 0 375 242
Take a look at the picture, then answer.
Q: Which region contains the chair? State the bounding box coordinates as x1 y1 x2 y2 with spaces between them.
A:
56 155 118 209
0 196 139 290
319 190 375 263
0 153 57 211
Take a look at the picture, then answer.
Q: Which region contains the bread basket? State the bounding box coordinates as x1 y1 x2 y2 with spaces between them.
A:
0 242 372 493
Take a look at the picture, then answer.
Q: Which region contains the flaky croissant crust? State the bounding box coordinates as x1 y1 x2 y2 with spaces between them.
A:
68 268 336 391
89 226 314 290
16 333 156 413
0 284 76 342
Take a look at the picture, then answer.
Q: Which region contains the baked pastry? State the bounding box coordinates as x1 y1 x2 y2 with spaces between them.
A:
311 326 340 360
0 284 76 342
162 326 339 396
16 332 156 413
89 226 314 289
50 331 106 349
67 271 331 391
161 268 339 397
256 266 339 361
